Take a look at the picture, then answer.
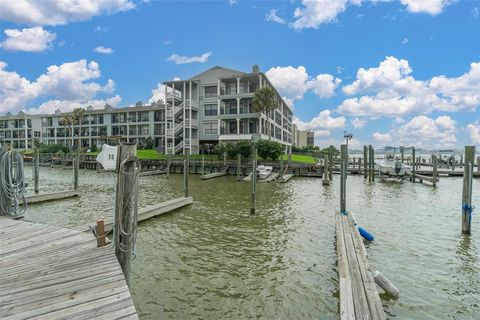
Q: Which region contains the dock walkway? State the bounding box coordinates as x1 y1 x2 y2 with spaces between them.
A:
336 212 385 320
0 218 138 320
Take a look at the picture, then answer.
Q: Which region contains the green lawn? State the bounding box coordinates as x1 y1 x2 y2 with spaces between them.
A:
280 154 317 164
29 148 316 164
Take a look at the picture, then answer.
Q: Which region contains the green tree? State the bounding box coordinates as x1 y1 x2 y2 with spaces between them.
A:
71 108 85 150
144 136 154 149
256 140 282 161
252 87 276 140
237 141 252 158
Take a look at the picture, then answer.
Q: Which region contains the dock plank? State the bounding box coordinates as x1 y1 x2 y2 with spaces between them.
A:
0 218 138 320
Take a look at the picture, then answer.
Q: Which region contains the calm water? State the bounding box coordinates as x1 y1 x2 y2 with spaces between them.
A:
21 166 480 319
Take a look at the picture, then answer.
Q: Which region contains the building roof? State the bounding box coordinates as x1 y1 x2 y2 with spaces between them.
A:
187 66 247 81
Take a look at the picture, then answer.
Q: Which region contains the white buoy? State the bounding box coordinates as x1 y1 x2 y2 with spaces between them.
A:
373 270 400 298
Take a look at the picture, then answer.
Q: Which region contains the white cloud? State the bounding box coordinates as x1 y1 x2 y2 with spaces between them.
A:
338 57 480 116
149 83 166 104
265 65 341 102
473 7 479 18
289 0 453 29
291 0 349 30
27 95 122 115
467 123 480 145
351 117 366 128
166 52 211 64
0 60 116 114
95 25 108 33
0 27 56 52
94 46 114 54
0 0 135 26
314 130 330 137
402 37 409 45
372 132 392 144
266 9 286 24
374 115 457 148
163 40 172 45
294 110 345 131
229 0 238 5
400 0 453 15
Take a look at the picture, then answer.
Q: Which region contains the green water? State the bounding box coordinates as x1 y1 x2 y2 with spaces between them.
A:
21 167 480 319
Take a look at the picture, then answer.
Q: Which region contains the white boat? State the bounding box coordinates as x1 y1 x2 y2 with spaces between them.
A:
436 149 460 165
257 165 273 179
376 147 412 177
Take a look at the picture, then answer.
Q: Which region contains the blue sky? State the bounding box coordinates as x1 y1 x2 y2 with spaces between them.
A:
1 0 479 149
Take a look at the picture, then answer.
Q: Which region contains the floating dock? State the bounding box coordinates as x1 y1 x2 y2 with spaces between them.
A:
0 217 138 319
25 190 81 205
139 169 167 177
258 172 279 183
335 212 385 320
279 173 294 183
201 169 228 180
80 196 193 233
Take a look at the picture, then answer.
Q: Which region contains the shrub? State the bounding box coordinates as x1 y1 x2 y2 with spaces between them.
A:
144 137 155 149
39 143 69 154
237 141 252 158
224 142 239 159
256 140 283 161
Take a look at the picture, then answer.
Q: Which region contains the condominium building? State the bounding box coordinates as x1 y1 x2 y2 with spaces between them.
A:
0 65 294 154
297 130 315 148
163 65 293 154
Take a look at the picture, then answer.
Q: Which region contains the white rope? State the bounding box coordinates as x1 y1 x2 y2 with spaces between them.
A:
0 150 27 217
114 156 141 260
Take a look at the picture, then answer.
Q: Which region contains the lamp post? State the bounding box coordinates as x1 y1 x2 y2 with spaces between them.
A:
343 131 353 178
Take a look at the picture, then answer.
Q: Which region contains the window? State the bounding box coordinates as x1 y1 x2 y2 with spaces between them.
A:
204 104 217 116
204 122 218 135
205 86 217 98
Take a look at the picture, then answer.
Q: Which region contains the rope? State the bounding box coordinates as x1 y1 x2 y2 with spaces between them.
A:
113 156 141 260
463 203 474 225
0 150 27 217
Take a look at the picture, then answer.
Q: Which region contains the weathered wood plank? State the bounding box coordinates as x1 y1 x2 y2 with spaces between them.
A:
336 213 355 320
0 218 138 320
25 190 81 204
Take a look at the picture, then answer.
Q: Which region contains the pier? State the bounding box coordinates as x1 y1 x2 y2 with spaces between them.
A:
0 217 138 319
336 211 385 319
25 190 81 204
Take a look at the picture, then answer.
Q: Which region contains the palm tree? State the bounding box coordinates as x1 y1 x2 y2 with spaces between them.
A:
71 108 85 149
63 113 74 150
252 87 276 140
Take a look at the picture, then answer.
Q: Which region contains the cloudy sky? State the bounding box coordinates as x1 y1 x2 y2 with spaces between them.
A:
1 0 479 149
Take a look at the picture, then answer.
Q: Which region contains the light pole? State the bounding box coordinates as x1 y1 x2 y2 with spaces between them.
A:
343 131 353 178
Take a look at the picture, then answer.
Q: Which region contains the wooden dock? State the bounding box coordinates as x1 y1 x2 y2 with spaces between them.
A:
258 172 279 183
80 196 193 233
279 173 294 183
0 217 138 320
201 169 228 180
336 212 385 320
139 169 167 177
25 190 81 205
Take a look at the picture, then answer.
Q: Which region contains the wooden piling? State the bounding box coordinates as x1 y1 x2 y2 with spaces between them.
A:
184 150 189 198
279 157 284 180
412 147 416 182
223 152 227 168
34 147 39 194
477 156 480 173
323 152 330 186
73 148 79 190
340 144 347 213
462 146 475 235
237 154 241 181
96 219 106 247
400 146 405 163
114 143 138 285
363 146 368 179
432 155 438 187
329 145 334 181
166 154 171 179
201 155 205 176
251 147 257 214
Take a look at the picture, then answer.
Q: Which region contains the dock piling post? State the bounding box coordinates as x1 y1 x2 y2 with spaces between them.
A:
201 155 205 176
477 156 480 173
462 146 475 235
184 150 189 198
432 155 438 187
96 219 106 247
400 146 405 163
323 151 330 185
279 156 284 180
251 146 257 214
74 148 79 190
412 147 416 182
166 154 171 179
329 145 334 181
340 144 347 213
34 147 39 194
237 154 241 181
363 145 368 179
224 152 227 168
114 143 139 285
